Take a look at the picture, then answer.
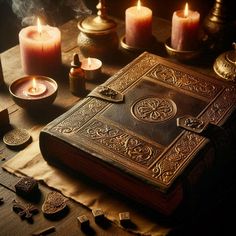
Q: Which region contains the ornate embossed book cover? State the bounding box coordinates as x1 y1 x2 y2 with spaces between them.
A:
39 52 236 215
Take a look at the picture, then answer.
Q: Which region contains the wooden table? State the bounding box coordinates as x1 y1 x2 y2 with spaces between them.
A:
0 17 235 236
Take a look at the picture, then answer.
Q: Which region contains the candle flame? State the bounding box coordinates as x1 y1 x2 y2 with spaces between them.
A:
88 57 92 68
137 0 141 10
27 78 46 96
37 18 42 34
32 78 37 92
184 3 189 17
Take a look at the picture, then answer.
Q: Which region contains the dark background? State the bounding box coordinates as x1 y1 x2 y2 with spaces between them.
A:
0 0 233 53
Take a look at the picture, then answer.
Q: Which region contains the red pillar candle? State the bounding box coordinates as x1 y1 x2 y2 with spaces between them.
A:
19 18 61 76
171 3 200 51
125 0 152 48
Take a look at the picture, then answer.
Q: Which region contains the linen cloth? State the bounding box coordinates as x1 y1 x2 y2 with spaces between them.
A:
2 126 170 236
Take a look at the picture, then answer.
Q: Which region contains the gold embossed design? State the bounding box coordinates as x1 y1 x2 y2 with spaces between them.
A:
151 85 236 186
204 86 236 123
3 128 31 147
52 99 107 134
131 97 177 123
147 64 220 99
108 53 157 92
152 132 204 184
80 119 160 166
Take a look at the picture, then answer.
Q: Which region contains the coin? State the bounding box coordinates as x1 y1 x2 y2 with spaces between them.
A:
3 128 31 148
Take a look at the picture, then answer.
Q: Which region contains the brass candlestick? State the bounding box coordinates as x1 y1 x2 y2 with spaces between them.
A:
213 43 236 82
77 0 119 59
202 0 236 53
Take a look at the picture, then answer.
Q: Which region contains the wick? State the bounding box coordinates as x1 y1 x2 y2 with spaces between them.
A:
26 78 47 96
88 57 92 69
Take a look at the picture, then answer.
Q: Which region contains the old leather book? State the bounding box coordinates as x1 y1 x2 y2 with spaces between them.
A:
39 52 236 216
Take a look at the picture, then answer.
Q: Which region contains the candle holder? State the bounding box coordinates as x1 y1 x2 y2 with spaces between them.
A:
164 38 201 62
202 0 235 53
9 76 58 110
77 0 119 59
120 35 156 53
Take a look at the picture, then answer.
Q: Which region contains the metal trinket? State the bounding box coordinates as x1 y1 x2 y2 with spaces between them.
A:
12 199 38 220
77 0 119 59
3 128 31 148
213 43 236 82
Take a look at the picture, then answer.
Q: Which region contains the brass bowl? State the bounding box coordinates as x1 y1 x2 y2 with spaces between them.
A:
9 76 58 110
213 47 236 82
165 38 201 61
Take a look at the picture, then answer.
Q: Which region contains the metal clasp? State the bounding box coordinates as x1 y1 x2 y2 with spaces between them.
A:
177 115 209 134
88 85 124 103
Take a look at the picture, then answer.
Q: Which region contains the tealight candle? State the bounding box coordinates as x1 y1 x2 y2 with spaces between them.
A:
26 78 47 96
125 0 153 48
19 18 61 76
9 76 58 109
81 57 102 80
171 3 200 51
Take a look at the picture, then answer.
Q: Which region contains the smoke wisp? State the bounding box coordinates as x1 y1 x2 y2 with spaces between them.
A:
12 0 92 26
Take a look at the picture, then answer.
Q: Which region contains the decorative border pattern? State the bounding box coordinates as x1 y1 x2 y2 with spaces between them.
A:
51 99 107 134
152 86 236 186
80 119 161 166
147 64 221 99
108 53 157 92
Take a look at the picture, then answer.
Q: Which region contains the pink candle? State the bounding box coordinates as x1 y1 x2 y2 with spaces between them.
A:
171 3 200 51
19 19 61 76
125 0 152 48
9 75 58 109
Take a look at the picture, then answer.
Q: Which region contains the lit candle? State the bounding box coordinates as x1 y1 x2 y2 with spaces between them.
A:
19 18 61 76
171 3 200 51
26 78 47 96
9 76 58 109
81 57 102 80
125 0 153 48
12 76 56 100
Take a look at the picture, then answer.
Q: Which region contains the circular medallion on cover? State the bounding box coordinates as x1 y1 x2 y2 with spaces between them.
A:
131 97 177 123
